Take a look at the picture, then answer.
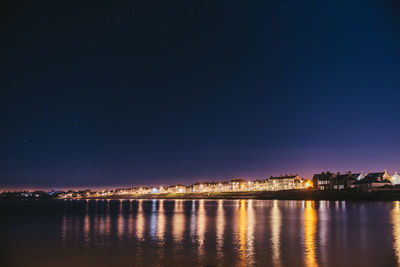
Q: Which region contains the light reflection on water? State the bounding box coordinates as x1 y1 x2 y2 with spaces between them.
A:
271 199 281 267
392 201 400 266
136 199 144 240
157 199 165 243
318 200 328 266
216 199 225 259
173 199 184 243
3 199 400 266
117 200 124 238
304 201 318 267
238 199 247 266
197 199 206 261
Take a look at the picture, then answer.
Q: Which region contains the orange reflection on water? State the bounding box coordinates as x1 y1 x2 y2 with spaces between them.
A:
190 200 196 237
84 200 90 244
173 200 185 243
216 200 225 257
117 200 124 238
157 200 166 243
197 200 206 259
304 201 318 267
237 199 255 266
127 200 134 235
238 199 247 265
136 200 145 240
103 200 111 237
84 213 90 244
271 200 281 266
392 201 400 265
247 200 255 265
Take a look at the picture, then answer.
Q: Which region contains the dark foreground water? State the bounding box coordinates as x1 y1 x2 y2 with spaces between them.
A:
1 199 400 267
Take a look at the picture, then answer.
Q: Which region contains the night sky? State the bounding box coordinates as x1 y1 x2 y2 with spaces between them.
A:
1 0 400 189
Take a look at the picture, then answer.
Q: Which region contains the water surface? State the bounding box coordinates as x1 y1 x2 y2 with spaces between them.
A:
0 199 399 266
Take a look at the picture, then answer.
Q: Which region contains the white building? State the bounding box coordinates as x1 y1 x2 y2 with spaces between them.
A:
392 172 400 185
356 172 365 181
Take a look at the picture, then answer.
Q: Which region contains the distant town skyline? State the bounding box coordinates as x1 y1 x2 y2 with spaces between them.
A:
1 168 399 192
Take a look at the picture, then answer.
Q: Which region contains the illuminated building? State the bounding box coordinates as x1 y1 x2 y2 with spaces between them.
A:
192 182 208 193
353 172 392 192
269 175 302 191
137 187 152 194
217 182 231 192
192 181 231 192
158 186 166 193
332 172 359 190
166 184 186 193
151 187 159 194
298 178 313 189
392 172 400 185
313 172 335 190
252 179 270 191
313 171 362 190
230 178 250 191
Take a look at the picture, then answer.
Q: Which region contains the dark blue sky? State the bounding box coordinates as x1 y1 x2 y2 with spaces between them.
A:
1 0 400 189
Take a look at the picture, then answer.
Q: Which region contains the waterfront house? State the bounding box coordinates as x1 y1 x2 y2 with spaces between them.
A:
192 182 218 192
252 179 270 191
230 178 250 191
192 182 205 193
204 182 225 192
332 172 359 190
269 175 302 191
158 186 167 193
313 172 336 190
392 172 400 185
356 172 365 181
353 172 392 192
166 184 186 193
217 181 231 192
138 187 152 194
191 181 230 193
295 178 313 189
183 185 191 193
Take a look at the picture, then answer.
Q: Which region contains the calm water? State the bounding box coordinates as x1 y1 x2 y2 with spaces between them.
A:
1 199 400 267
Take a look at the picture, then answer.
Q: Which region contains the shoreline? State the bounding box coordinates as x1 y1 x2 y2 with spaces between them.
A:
4 189 400 201
73 189 400 201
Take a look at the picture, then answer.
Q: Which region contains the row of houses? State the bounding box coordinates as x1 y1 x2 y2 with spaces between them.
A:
59 170 400 199
313 170 400 192
111 175 313 195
